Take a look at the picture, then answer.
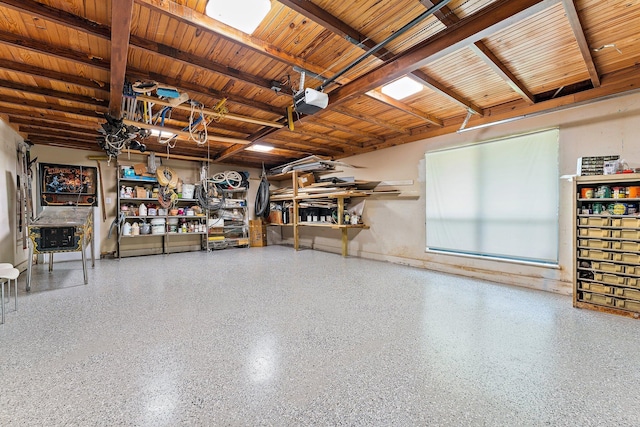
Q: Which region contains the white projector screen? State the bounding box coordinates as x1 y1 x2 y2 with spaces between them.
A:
425 128 559 263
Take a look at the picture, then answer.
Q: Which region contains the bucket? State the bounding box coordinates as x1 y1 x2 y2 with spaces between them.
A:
167 218 179 233
182 184 195 199
150 218 166 234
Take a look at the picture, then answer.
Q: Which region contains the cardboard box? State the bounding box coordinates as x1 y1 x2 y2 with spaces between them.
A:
133 163 147 176
135 186 147 198
297 173 315 188
249 219 267 247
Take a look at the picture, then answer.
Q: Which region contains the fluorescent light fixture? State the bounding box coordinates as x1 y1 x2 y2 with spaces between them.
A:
381 76 423 100
247 143 274 152
205 0 272 34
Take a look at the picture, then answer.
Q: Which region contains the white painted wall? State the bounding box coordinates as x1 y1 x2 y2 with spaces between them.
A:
273 91 640 295
0 119 27 269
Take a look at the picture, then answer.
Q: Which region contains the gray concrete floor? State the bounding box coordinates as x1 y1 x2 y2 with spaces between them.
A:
1 246 639 426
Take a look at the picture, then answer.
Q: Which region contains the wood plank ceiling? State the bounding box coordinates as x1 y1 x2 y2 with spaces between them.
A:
1 0 640 168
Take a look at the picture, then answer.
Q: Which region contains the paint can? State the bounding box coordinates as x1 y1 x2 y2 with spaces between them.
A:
580 187 594 199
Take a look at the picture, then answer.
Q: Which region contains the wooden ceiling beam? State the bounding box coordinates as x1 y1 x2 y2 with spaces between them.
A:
304 120 385 144
128 36 294 96
0 97 105 118
410 69 484 115
258 137 346 157
215 123 345 162
8 118 99 135
468 44 535 104
134 94 283 128
331 106 410 134
27 133 96 144
109 0 135 118
0 0 111 38
366 64 640 154
328 0 556 107
132 71 284 116
0 0 293 100
0 79 108 107
562 0 600 88
28 137 102 152
0 106 101 128
0 29 110 71
0 58 109 93
422 0 535 105
17 126 96 140
365 90 444 126
282 129 364 148
277 0 481 115
135 0 338 87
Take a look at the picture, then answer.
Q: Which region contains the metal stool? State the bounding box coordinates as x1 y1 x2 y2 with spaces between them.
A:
0 265 19 324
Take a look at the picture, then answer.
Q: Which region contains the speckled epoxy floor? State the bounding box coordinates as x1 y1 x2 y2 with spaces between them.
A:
1 246 639 426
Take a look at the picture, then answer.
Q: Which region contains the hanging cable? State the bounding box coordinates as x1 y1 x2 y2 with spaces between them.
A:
196 179 223 211
254 165 270 219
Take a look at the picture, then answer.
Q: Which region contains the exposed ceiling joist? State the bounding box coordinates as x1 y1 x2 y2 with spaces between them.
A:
0 58 109 93
468 43 535 104
0 107 101 128
277 0 480 116
135 0 343 87
331 105 410 134
134 94 283 128
109 0 134 117
562 0 600 88
328 0 557 107
0 0 111 38
307 120 385 144
1 96 106 117
422 0 535 105
0 0 292 99
0 79 108 106
8 118 98 135
365 90 444 126
410 69 484 116
0 29 110 71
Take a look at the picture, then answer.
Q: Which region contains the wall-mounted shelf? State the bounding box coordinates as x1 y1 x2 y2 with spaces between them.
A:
268 170 369 256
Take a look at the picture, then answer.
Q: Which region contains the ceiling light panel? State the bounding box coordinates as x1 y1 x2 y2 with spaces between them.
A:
381 76 424 100
205 0 272 34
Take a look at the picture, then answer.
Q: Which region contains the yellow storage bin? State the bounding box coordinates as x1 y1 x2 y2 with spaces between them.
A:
613 253 640 264
579 228 611 238
594 273 626 285
580 239 610 249
614 287 640 301
579 249 611 260
626 277 639 287
612 229 640 239
625 266 640 275
612 217 640 228
582 292 615 306
579 217 611 226
592 262 624 273
579 282 613 295
615 299 640 312
612 241 640 251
